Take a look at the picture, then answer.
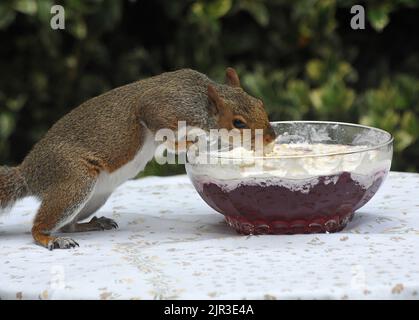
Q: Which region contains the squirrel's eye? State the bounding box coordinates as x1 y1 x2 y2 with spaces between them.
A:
233 118 247 129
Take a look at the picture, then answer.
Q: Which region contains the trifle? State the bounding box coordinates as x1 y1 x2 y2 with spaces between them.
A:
186 121 393 235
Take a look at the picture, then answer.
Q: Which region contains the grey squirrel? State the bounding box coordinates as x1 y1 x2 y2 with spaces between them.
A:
0 67 275 250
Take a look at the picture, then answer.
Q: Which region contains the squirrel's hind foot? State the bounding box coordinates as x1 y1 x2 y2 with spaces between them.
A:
61 216 118 233
86 216 119 231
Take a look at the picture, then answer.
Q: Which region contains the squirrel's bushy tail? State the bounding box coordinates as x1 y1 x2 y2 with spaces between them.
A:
0 166 28 213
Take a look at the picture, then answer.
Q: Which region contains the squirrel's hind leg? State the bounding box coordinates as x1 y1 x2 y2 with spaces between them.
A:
60 190 118 233
31 170 97 250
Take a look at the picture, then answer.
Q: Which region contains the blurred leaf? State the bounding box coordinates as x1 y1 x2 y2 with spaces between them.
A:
0 3 16 29
36 0 53 24
207 0 232 18
310 79 355 117
368 4 392 31
394 130 414 152
285 80 311 118
6 95 27 111
94 0 122 32
401 111 419 137
0 113 15 138
13 0 38 15
68 19 87 39
306 59 324 82
192 0 232 19
239 0 269 26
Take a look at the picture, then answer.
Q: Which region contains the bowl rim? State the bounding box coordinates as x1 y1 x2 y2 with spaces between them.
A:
204 120 394 160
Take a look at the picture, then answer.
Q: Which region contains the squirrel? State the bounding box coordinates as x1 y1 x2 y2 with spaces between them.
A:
0 67 275 250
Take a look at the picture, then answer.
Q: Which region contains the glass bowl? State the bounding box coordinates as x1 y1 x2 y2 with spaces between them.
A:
185 121 393 235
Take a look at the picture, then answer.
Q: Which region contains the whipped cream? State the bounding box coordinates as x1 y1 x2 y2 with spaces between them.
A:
187 143 391 192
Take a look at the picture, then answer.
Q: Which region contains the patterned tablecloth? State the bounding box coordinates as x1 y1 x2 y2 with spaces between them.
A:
0 172 418 300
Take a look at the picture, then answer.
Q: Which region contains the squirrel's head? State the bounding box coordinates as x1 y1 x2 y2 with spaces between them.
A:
207 67 276 150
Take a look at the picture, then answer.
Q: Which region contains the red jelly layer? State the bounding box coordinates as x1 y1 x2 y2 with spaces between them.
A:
191 171 386 235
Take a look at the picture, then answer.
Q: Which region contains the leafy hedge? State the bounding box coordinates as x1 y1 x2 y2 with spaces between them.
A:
1 0 418 174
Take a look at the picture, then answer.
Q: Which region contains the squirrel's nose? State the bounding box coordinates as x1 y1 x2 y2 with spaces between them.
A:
264 134 274 144
263 126 276 144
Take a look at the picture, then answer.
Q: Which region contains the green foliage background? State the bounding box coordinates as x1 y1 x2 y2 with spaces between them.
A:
1 0 419 175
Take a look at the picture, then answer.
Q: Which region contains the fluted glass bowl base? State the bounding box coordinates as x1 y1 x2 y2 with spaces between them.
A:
224 211 354 235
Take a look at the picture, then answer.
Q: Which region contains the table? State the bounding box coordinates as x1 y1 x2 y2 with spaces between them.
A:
1 172 418 299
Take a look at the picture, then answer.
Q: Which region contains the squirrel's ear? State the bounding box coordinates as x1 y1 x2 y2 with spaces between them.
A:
225 67 241 87
207 84 225 116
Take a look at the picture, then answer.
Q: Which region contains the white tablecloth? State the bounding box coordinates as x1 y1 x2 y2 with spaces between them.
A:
0 172 418 300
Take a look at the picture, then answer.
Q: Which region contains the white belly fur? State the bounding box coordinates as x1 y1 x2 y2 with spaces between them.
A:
96 129 156 194
76 128 157 222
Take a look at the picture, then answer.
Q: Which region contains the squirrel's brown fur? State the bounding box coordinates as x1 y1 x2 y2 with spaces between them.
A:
0 68 275 250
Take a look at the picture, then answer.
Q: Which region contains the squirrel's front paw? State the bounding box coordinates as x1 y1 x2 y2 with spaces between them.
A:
47 237 79 250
